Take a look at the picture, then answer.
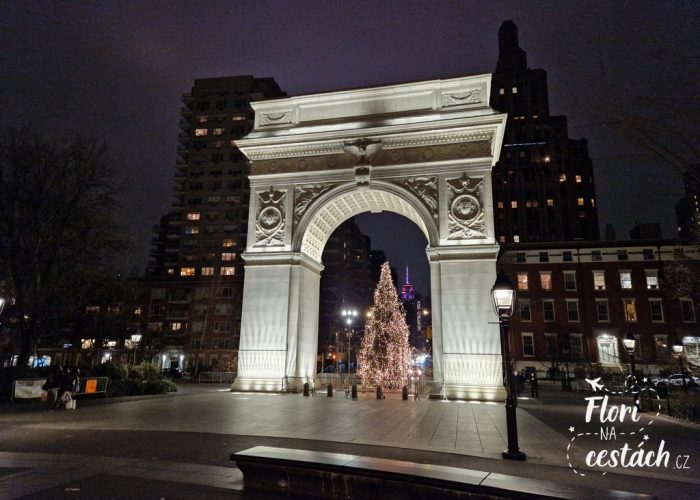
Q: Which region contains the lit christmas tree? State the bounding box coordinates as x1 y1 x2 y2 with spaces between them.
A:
357 262 412 389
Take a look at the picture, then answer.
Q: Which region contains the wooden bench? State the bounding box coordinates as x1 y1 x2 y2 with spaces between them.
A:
230 446 651 499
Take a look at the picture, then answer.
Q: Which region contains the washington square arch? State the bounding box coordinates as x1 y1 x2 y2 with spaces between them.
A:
230 74 508 400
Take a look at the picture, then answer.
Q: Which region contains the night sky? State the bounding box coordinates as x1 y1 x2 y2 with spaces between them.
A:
2 1 698 296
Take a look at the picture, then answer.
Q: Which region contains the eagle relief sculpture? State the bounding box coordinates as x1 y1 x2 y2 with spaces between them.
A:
254 187 286 247
446 173 486 239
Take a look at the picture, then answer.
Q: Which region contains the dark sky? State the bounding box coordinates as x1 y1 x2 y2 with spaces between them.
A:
2 1 698 296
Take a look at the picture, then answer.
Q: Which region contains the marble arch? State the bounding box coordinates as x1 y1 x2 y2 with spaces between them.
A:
231 74 508 399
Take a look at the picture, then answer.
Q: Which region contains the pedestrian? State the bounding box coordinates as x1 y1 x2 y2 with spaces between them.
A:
530 373 539 398
56 368 77 409
42 366 62 409
517 371 525 396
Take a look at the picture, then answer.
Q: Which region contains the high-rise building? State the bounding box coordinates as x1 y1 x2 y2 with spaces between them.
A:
676 164 700 239
139 76 285 373
491 21 600 243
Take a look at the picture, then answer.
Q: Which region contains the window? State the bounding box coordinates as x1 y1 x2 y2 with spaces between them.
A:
191 339 202 349
149 304 165 316
213 127 225 136
497 201 504 209
577 198 585 206
649 299 664 322
595 299 610 322
559 173 567 182
654 335 667 359
180 267 195 277
516 252 526 263
215 303 233 315
617 249 628 261
540 272 552 290
545 333 558 358
597 335 619 365
513 235 520 243
575 175 582 183
150 288 166 300
214 321 232 333
563 251 573 262
499 88 505 95
196 115 208 123
194 128 208 136
547 199 554 207
201 267 214 276
543 300 555 321
184 226 199 235
522 333 534 357
207 196 221 204
221 252 236 261
620 271 632 289
591 250 602 261
674 248 686 260
186 212 200 221
171 322 182 332
680 299 696 322
220 287 233 297
570 334 583 358
566 299 580 321
222 239 236 248
645 270 659 289
148 321 163 333
517 273 528 290
539 252 549 263
592 270 606 290
623 298 638 322
221 267 236 276
518 299 531 321
511 201 518 209
643 248 654 260
563 271 577 290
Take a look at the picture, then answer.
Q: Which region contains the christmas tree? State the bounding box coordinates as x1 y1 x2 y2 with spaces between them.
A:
357 262 412 389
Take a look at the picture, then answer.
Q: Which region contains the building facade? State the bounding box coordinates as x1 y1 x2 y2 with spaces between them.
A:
501 241 699 376
490 21 600 244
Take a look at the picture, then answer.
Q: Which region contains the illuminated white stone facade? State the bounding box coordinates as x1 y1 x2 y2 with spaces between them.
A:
231 75 508 399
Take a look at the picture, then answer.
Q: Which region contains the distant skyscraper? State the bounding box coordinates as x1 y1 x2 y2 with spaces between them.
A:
491 20 600 243
400 266 415 302
676 164 700 239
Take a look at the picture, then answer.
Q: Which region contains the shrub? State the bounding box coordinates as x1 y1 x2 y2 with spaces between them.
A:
92 361 126 382
143 379 178 395
121 378 145 396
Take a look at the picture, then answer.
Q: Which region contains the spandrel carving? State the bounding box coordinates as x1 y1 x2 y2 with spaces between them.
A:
254 187 286 247
446 174 486 239
397 176 438 219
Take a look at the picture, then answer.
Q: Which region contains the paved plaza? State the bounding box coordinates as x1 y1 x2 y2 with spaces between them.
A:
0 383 698 498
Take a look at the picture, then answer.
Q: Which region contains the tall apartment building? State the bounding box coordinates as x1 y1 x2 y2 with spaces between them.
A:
139 76 285 372
491 21 600 243
676 164 700 239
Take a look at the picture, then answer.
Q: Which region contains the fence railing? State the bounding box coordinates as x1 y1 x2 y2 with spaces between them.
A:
198 371 237 384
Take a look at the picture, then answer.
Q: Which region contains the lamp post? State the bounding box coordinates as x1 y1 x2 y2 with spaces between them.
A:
672 340 687 392
131 333 142 365
492 274 526 461
623 330 638 408
341 308 358 375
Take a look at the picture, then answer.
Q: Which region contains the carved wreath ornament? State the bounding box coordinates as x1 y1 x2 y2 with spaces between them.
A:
254 187 286 247
446 174 486 239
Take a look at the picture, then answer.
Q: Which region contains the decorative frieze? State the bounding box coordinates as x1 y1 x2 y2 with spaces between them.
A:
372 141 491 167
254 187 287 247
442 89 481 107
446 174 486 240
250 154 355 175
396 176 439 219
293 184 336 226
259 111 293 126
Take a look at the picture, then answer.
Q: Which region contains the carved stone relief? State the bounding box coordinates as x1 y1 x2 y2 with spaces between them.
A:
254 187 287 247
396 176 438 219
446 174 486 240
250 154 355 175
372 141 491 167
293 184 336 227
259 111 293 126
442 89 481 107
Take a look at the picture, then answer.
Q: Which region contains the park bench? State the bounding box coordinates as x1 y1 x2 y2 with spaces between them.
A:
230 446 651 499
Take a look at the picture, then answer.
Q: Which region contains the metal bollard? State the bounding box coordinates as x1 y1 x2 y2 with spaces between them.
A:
402 386 408 400
303 382 309 397
327 384 333 397
351 384 357 399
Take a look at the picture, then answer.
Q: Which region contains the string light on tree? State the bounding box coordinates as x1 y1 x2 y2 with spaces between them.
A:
357 262 412 390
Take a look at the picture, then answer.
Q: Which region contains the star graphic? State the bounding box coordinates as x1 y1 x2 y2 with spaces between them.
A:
643 377 648 383
643 435 649 441
569 426 575 433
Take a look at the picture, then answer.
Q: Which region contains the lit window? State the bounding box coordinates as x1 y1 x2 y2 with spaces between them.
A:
518 299 531 321
563 271 577 290
680 299 696 322
171 322 182 332
540 272 552 290
575 175 582 183
649 299 664 322
213 127 225 136
566 299 580 321
517 273 528 290
167 268 175 275
511 201 518 209
547 199 554 207
645 270 659 289
222 239 236 248
221 252 236 261
221 267 235 276
522 332 534 356
596 299 609 322
207 196 220 204
195 128 208 136
196 115 208 123
620 271 632 289
499 88 505 95
186 212 200 221
232 115 246 121
497 201 504 209
512 86 518 94
590 198 596 207
184 226 199 235
180 267 195 276
577 198 585 206
513 235 520 243
499 235 506 243
593 271 606 290
559 173 566 182
543 300 555 321
623 298 637 322
201 267 214 276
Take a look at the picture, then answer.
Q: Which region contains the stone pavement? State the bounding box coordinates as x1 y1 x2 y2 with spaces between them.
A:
0 383 698 499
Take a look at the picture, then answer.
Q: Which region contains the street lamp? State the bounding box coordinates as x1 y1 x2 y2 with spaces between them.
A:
672 340 687 392
341 308 358 375
491 274 526 461
623 330 638 407
131 333 142 365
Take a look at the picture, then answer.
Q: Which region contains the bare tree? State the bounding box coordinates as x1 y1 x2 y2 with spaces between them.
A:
0 128 127 366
